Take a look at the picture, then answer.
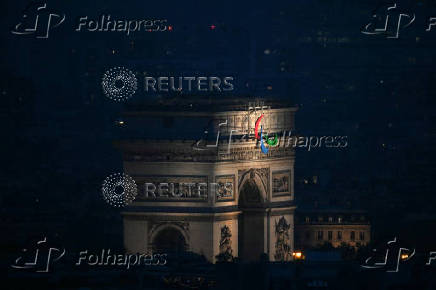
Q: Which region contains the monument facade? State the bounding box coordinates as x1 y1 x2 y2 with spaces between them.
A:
117 100 298 262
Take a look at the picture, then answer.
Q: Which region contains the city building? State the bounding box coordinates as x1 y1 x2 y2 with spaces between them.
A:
295 209 371 249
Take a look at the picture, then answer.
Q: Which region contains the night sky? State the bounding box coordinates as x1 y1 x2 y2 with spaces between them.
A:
1 0 436 275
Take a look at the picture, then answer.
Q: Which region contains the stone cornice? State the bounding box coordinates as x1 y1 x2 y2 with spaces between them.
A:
122 211 242 222
123 107 298 117
115 139 295 162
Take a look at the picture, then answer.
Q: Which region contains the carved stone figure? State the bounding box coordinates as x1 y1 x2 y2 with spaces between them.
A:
215 225 234 262
275 216 292 261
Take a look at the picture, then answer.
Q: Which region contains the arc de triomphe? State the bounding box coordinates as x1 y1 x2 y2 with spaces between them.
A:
116 100 297 262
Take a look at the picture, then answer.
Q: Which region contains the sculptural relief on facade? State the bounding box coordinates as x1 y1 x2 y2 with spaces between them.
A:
274 216 292 261
215 225 234 262
272 170 291 197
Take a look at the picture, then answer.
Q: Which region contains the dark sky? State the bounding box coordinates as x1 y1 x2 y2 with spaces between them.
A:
1 0 436 252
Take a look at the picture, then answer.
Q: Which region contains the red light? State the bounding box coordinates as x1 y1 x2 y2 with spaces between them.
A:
168 26 173 31
210 24 216 30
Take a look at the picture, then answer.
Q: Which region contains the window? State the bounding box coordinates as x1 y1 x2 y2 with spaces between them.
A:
351 231 355 241
318 216 323 222
337 231 342 240
328 216 333 222
359 232 365 241
305 216 310 223
317 231 323 240
338 217 343 223
328 231 332 240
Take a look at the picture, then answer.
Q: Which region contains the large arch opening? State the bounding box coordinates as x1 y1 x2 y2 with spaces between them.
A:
152 226 187 254
239 179 263 208
238 178 266 261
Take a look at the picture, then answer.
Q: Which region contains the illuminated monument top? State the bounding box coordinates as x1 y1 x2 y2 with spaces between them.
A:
116 97 298 262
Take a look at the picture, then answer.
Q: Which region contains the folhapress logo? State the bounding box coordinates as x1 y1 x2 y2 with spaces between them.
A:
361 3 415 39
76 16 170 35
11 236 167 272
361 237 436 272
361 3 436 39
12 2 172 39
11 2 65 39
11 237 65 272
